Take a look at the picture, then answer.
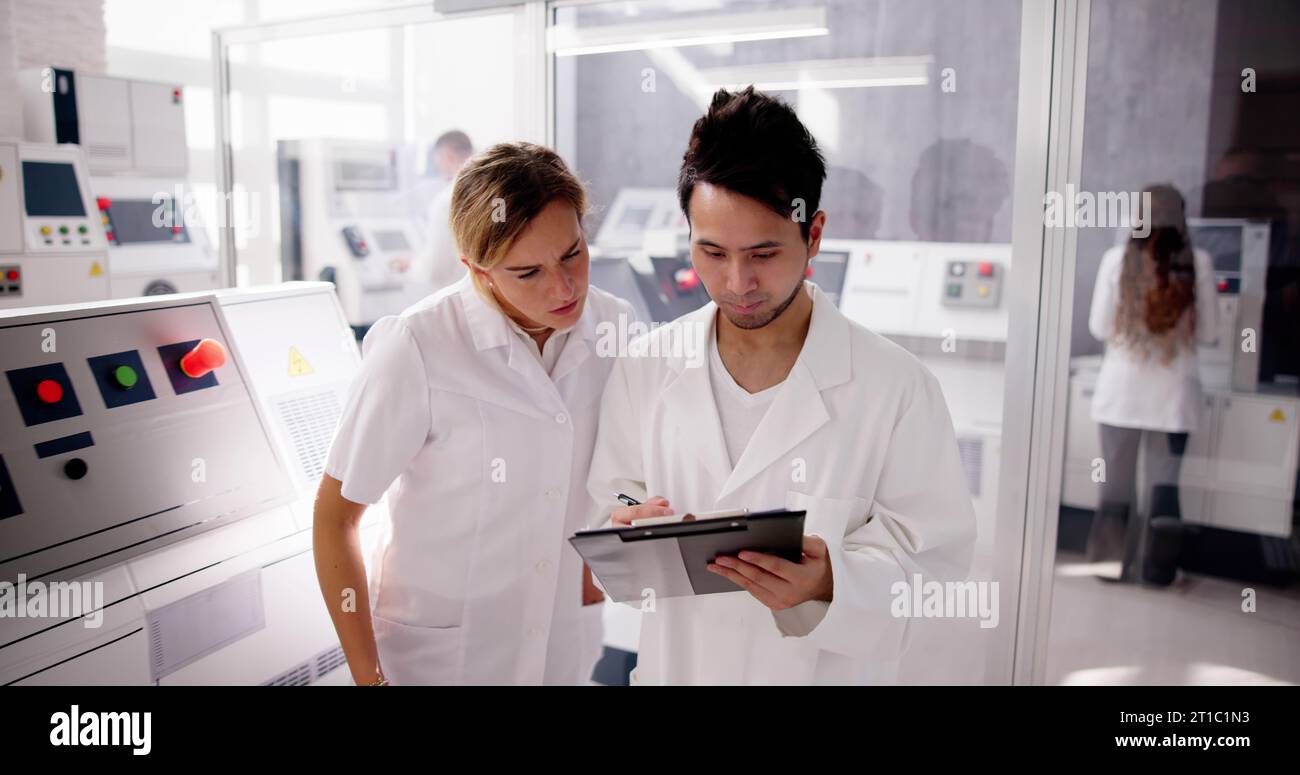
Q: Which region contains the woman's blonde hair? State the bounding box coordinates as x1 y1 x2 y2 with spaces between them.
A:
449 142 586 301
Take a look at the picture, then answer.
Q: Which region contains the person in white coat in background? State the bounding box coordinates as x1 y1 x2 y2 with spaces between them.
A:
1086 184 1218 585
586 87 977 685
314 142 634 685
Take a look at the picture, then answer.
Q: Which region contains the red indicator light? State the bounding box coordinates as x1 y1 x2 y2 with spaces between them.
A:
36 379 64 404
180 338 227 379
674 267 700 291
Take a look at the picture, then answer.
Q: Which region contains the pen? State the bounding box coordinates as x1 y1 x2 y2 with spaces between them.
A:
615 493 641 507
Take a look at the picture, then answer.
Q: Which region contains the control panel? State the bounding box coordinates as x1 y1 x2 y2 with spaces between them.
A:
0 295 293 583
941 259 1003 308
88 176 220 299
0 139 110 308
834 239 1013 343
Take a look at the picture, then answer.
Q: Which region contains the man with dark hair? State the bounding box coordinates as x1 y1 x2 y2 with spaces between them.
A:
586 87 977 685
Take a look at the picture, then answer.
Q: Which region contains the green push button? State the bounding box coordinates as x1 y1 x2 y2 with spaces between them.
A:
78 225 88 234
113 364 139 389
58 225 69 235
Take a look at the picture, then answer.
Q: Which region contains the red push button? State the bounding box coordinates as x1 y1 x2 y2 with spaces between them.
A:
180 338 227 379
96 197 112 211
36 379 64 404
978 262 995 277
5 270 17 281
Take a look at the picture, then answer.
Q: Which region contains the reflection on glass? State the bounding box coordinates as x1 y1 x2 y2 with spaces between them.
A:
224 11 522 333
555 0 1023 684
1052 0 1300 686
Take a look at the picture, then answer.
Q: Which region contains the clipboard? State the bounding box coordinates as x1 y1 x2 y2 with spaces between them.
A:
569 509 806 603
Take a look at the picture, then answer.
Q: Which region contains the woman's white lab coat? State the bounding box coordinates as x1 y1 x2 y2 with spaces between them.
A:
586 283 977 685
325 276 634 684
1088 245 1219 432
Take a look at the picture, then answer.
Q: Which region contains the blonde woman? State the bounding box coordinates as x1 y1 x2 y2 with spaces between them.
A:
314 143 633 684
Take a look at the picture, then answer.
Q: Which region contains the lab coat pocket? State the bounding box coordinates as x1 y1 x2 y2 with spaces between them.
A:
784 491 866 546
372 614 464 686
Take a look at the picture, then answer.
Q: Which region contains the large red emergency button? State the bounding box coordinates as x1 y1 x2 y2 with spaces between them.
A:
36 379 64 404
179 338 226 379
96 197 112 211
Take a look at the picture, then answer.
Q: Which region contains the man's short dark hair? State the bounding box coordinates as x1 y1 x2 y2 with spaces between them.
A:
677 87 827 240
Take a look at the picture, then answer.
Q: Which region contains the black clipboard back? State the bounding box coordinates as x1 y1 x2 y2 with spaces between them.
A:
569 508 806 602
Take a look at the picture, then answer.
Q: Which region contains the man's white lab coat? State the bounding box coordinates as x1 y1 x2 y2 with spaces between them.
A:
587 282 977 684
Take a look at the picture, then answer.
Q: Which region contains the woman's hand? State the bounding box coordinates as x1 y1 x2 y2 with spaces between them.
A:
611 495 673 526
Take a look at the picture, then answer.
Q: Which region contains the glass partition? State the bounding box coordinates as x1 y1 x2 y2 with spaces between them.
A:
1045 0 1300 685
552 0 1032 684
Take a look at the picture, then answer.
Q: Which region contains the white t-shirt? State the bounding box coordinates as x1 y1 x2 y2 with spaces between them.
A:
707 329 783 467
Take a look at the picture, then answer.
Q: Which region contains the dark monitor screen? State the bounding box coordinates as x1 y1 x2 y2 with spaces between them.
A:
1190 224 1243 273
589 257 654 323
809 250 849 305
109 200 191 245
22 161 85 217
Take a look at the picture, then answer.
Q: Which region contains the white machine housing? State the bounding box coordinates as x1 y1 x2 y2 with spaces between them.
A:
286 139 432 328
0 282 381 685
21 67 188 177
91 175 220 298
593 187 685 266
0 138 110 309
835 239 1013 343
20 67 222 300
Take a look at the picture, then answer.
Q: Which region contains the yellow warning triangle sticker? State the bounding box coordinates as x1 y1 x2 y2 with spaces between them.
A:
288 346 314 377
89 260 103 277
1268 408 1285 423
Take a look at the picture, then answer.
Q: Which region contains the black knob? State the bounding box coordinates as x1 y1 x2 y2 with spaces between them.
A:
64 458 88 480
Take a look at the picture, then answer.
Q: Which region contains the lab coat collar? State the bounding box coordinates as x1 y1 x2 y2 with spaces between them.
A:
458 276 598 387
662 282 850 388
660 282 853 501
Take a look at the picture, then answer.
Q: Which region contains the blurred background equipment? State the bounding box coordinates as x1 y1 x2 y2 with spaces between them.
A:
20 67 221 298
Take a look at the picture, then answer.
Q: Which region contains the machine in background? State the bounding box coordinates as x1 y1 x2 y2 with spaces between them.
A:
278 139 432 336
0 138 110 309
20 67 221 299
0 282 382 685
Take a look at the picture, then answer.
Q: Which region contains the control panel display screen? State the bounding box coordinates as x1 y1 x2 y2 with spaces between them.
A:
108 199 191 245
1190 224 1243 274
21 161 86 217
373 230 409 252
